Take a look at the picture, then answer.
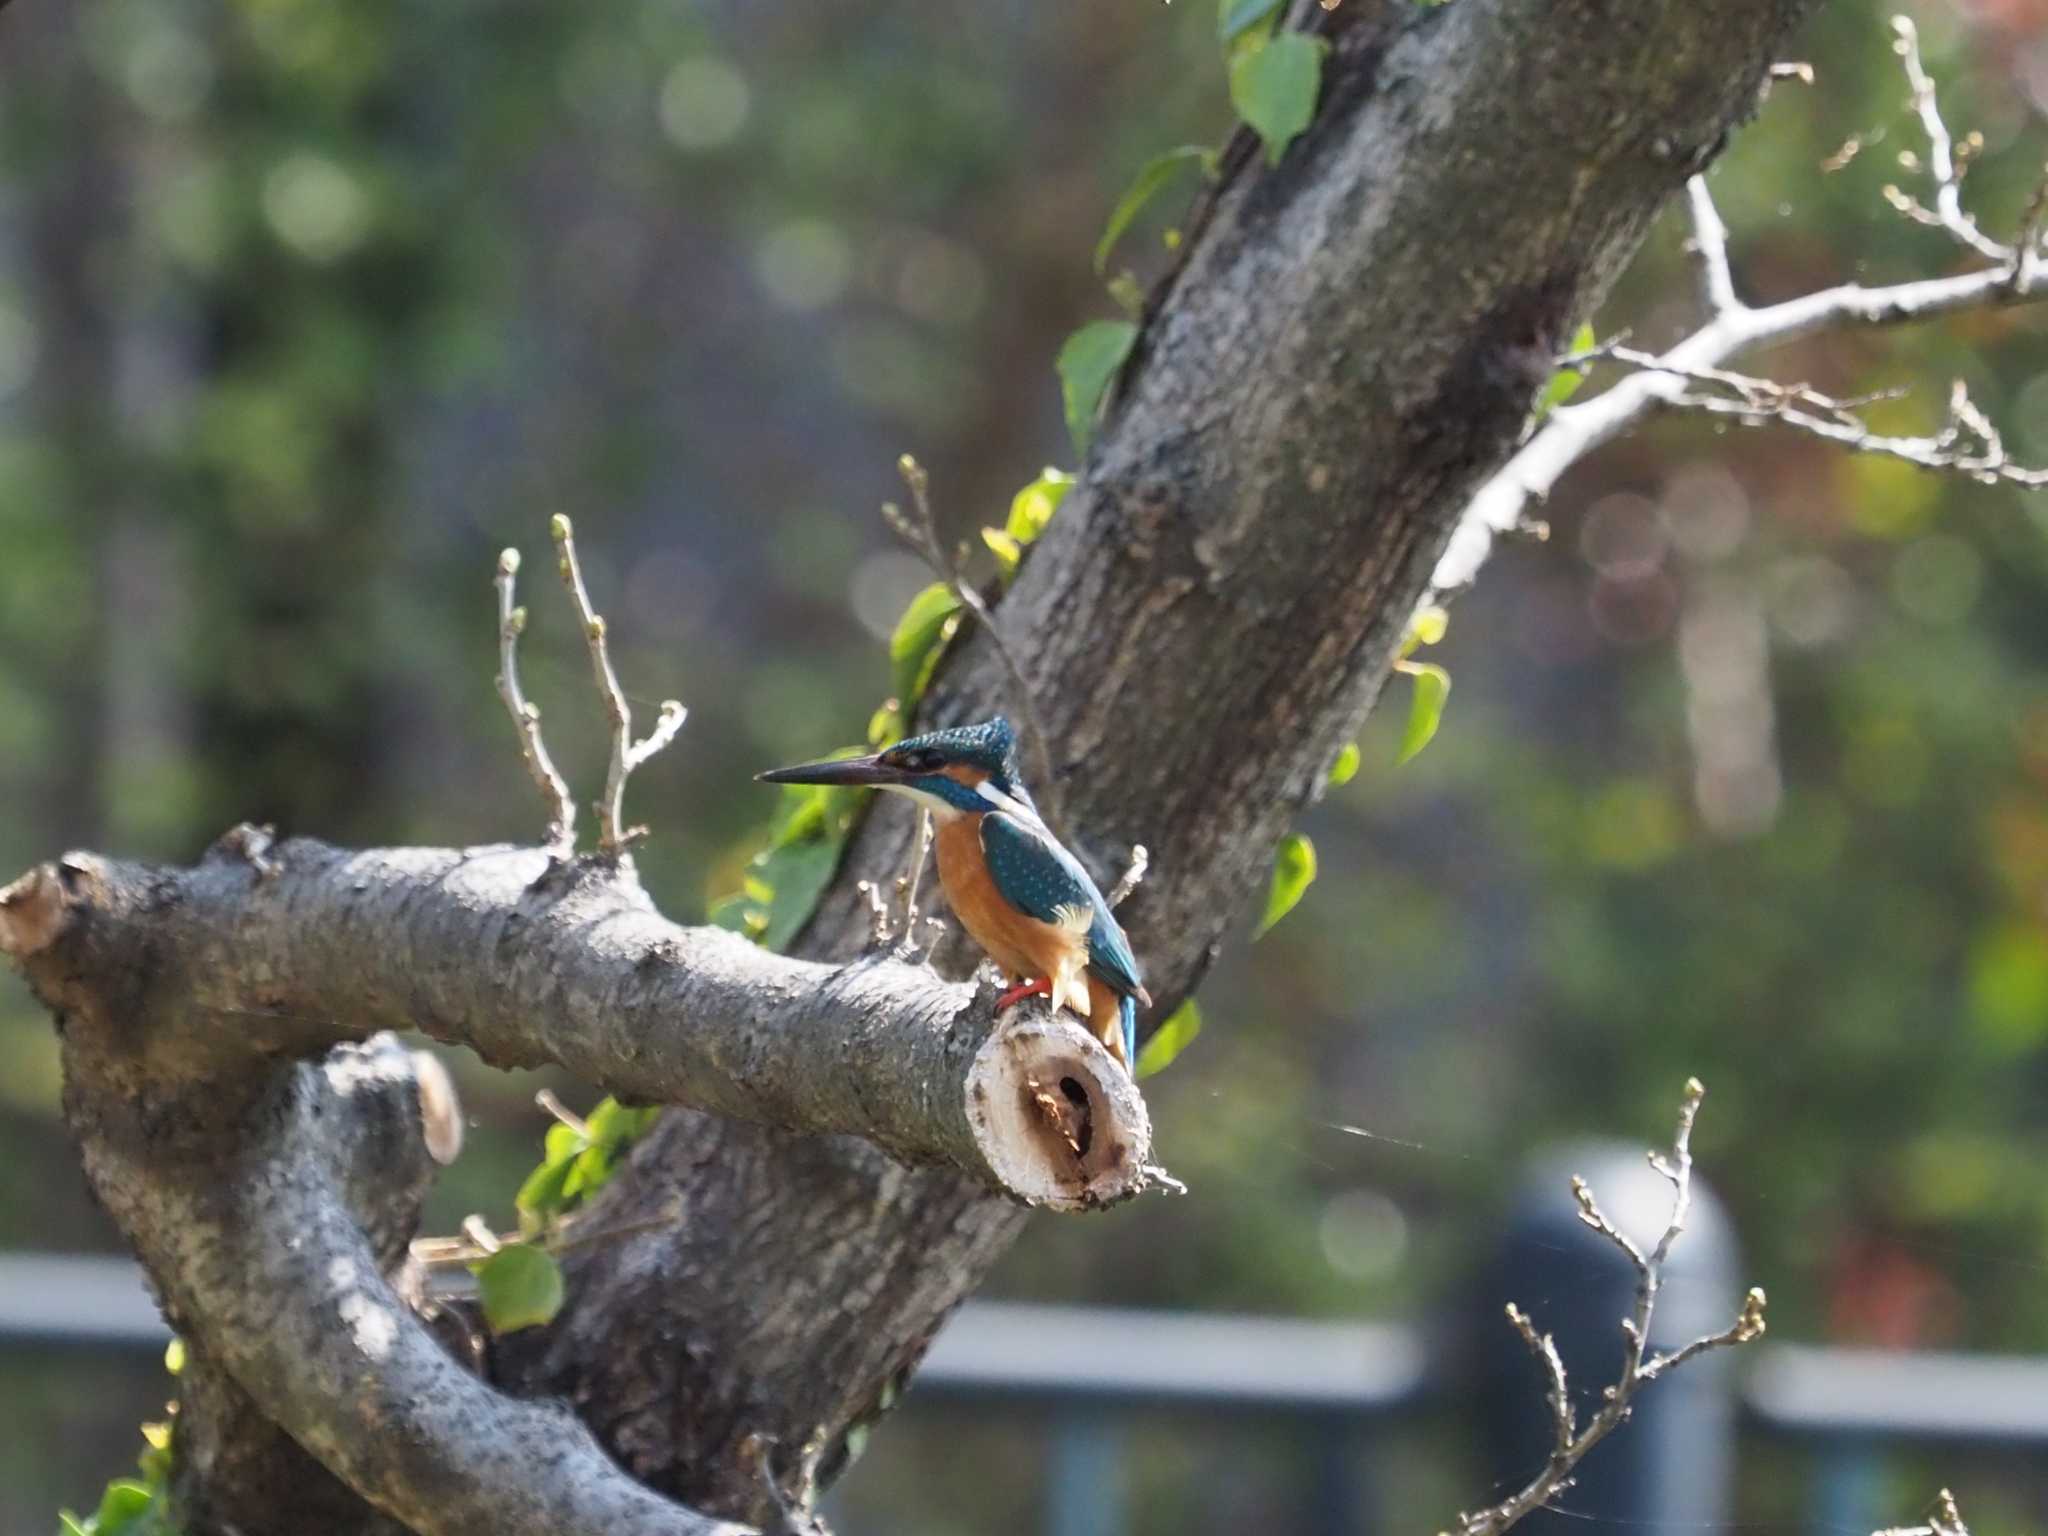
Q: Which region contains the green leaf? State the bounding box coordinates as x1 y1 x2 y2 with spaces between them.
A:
1135 998 1203 1078
1255 833 1317 938
982 526 1023 577
163 1336 186 1377
543 1120 584 1163
1537 322 1597 415
1397 662 1452 764
868 701 903 749
1006 468 1075 544
560 1143 612 1201
1406 604 1449 651
474 1244 564 1335
514 1151 578 1227
755 836 843 952
59 1512 90 1536
1328 742 1360 787
1057 320 1138 456
93 1482 152 1536
889 582 963 707
1218 0 1284 43
585 1096 659 1153
708 893 767 938
1230 32 1328 165
1094 146 1212 276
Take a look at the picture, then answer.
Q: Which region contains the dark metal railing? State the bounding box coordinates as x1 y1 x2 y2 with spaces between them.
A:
7 1145 2043 1536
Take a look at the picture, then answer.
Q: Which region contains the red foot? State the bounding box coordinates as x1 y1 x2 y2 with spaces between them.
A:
996 977 1052 1012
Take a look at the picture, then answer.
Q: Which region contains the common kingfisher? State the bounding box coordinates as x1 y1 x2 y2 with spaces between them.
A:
758 717 1150 1070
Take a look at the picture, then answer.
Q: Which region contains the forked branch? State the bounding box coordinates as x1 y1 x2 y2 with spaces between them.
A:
551 515 689 855
1442 1079 1769 1536
1432 17 2048 599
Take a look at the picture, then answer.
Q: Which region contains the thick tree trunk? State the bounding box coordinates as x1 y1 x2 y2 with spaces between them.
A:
501 0 1809 1523
2 0 1811 1530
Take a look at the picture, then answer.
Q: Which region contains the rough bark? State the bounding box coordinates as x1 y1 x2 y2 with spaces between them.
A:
2 0 1813 1529
2 840 1148 1204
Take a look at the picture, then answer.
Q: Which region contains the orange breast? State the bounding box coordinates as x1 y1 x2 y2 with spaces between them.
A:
935 815 1085 983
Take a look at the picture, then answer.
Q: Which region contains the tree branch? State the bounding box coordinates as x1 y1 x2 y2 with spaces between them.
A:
1876 1489 1971 1536
493 548 576 856
1432 19 2048 599
0 838 1150 1211
1565 342 2047 486
1443 1080 1769 1536
95 1031 746 1536
549 515 688 857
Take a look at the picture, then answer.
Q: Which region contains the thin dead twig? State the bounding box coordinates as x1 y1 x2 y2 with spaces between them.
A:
1886 16 2009 264
884 456 1066 838
493 549 576 855
551 515 688 856
1441 1079 1768 1536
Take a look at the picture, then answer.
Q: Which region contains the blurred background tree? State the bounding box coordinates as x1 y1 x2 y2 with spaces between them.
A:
1 0 2046 1530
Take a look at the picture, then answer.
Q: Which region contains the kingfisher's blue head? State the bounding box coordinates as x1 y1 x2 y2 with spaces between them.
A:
758 715 1036 822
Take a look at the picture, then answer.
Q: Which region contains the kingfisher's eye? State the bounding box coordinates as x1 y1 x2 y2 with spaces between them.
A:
901 749 943 773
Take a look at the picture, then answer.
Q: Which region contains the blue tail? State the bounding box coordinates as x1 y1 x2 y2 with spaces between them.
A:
1119 995 1137 1071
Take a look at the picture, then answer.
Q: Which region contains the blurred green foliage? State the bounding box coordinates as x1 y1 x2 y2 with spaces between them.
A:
3 0 2048 1531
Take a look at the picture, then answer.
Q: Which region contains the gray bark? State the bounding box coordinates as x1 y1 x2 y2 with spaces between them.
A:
2 0 1811 1530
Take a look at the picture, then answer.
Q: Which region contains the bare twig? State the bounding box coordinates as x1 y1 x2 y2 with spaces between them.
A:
1107 844 1150 910
2015 166 2048 295
1441 1079 1768 1536
1876 1489 1971 1536
891 808 940 961
493 549 576 855
1575 347 2046 486
550 515 688 856
1887 17 2010 264
885 456 1065 835
1432 14 2048 601
855 879 893 948
535 1087 591 1138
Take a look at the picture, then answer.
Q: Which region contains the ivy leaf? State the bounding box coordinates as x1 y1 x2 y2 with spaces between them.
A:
1397 662 1452 764
708 892 765 938
1405 603 1449 653
982 526 1023 577
585 1096 660 1153
1135 998 1203 1078
92 1482 153 1536
1218 0 1284 43
755 836 843 952
1057 320 1138 456
474 1244 564 1335
1537 322 1597 416
1255 832 1317 938
889 582 962 707
514 1149 578 1229
1328 742 1361 787
1094 146 1212 276
1006 468 1075 544
1230 32 1328 165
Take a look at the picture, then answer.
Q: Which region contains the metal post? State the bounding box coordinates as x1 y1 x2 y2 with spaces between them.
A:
1044 1412 1127 1536
1481 1141 1741 1536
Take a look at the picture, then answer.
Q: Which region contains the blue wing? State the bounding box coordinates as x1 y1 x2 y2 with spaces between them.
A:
979 811 1146 1002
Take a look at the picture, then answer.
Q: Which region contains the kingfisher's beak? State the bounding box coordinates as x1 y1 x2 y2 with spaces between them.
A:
756 753 907 788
